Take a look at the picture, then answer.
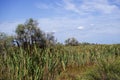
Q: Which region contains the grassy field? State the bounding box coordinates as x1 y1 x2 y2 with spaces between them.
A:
0 44 120 80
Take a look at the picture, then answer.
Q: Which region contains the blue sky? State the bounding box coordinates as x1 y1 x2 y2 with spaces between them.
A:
0 0 120 44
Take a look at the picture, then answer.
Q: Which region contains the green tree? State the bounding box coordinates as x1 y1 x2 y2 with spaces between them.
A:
15 18 46 48
15 18 56 48
46 32 57 47
65 37 79 46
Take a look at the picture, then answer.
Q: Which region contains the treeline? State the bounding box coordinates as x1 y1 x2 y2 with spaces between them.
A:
0 18 97 50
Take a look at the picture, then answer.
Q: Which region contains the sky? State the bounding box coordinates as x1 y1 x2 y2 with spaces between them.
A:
0 0 120 44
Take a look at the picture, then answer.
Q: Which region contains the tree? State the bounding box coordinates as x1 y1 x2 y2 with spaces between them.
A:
46 32 57 46
65 37 79 46
15 18 56 48
15 18 46 48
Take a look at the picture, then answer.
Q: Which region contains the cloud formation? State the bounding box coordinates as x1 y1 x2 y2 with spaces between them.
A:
62 0 81 13
62 0 120 15
77 26 84 30
35 0 120 16
0 15 120 44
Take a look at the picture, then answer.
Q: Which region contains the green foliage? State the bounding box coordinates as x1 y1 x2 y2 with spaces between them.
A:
80 57 120 80
15 18 57 48
0 44 120 80
15 18 46 47
0 32 14 54
65 37 79 46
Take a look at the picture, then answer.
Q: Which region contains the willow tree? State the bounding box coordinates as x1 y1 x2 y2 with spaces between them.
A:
15 18 46 48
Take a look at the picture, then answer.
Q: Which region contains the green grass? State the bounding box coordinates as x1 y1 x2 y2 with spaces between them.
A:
79 56 120 80
0 44 120 80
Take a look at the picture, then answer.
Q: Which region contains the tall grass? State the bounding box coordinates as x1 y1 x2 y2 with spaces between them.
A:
0 44 120 80
80 56 120 80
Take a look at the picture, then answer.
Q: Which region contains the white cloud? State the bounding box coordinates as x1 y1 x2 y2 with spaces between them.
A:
77 26 84 30
37 16 120 35
0 16 120 43
0 0 120 44
88 1 118 14
62 0 81 13
61 0 120 15
35 0 120 16
90 24 94 26
1 16 120 36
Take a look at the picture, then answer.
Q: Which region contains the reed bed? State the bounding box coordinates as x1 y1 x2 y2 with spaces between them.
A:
0 44 120 80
